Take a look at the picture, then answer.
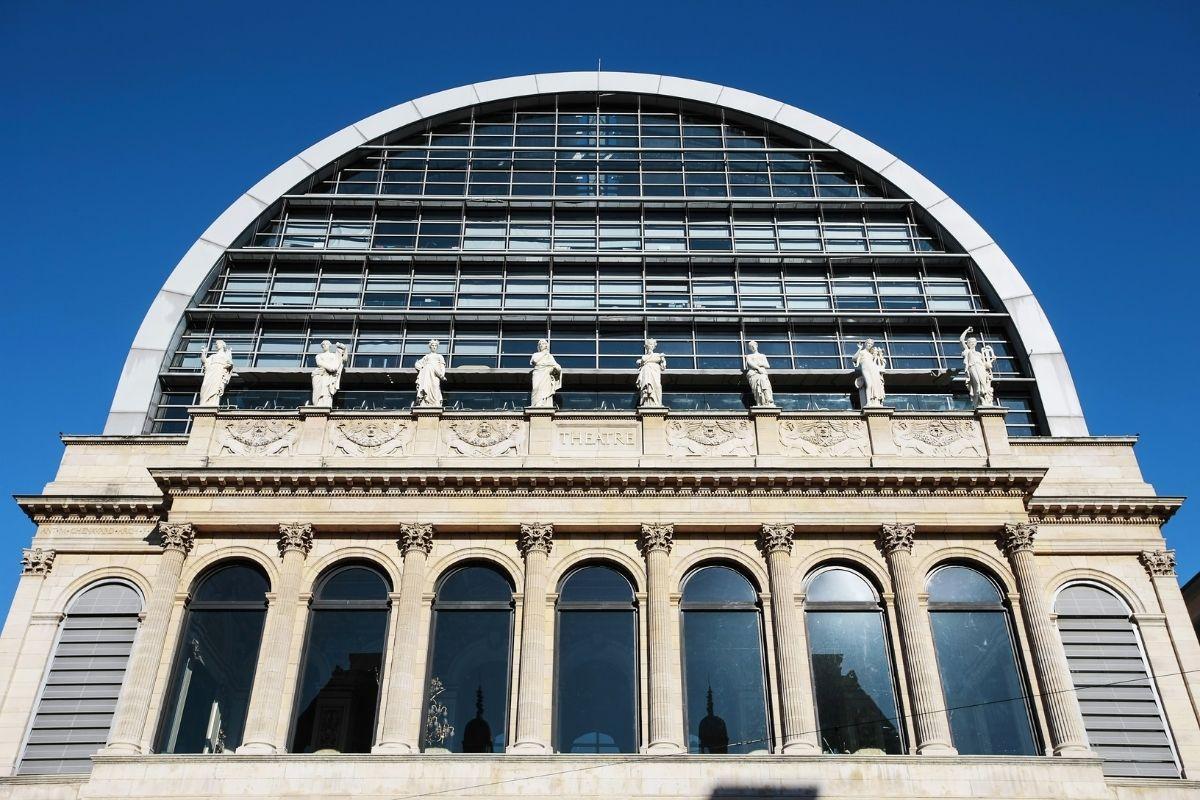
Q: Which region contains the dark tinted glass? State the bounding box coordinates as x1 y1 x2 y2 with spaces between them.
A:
559 565 634 603
682 566 757 605
555 609 638 753
424 609 512 752
437 566 513 603
927 566 1000 604
193 563 269 603
682 609 769 753
806 568 876 603
318 566 389 601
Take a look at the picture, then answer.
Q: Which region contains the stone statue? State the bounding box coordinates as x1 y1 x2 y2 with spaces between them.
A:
414 339 447 408
959 327 997 407
636 338 666 407
310 340 348 408
853 339 888 408
198 340 235 407
529 339 562 408
744 340 775 407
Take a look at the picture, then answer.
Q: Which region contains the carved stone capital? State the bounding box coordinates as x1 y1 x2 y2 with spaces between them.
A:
875 523 915 556
277 523 313 558
1000 522 1037 556
158 522 196 555
757 523 795 556
1140 549 1176 578
398 523 434 556
517 523 554 557
21 547 56 576
638 523 674 556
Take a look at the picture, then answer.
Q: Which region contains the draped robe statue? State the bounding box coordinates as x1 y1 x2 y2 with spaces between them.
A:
310 340 348 408
636 339 667 407
529 339 562 408
414 339 447 407
960 327 997 407
199 340 234 407
853 339 887 408
744 340 775 407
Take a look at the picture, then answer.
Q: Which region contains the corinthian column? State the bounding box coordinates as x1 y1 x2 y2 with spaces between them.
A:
374 523 434 753
1000 523 1091 756
103 522 195 754
875 523 956 755
237 523 313 753
757 524 819 753
510 523 553 752
639 523 685 753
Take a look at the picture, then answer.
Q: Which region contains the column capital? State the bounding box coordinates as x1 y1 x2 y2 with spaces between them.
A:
277 523 314 558
638 523 674 556
398 523 434 556
158 522 196 555
1000 522 1037 556
1139 549 1176 578
757 523 795 555
20 546 56 576
875 522 915 556
517 523 554 557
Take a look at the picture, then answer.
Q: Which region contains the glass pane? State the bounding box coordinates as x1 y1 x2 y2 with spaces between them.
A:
1054 584 1129 616
930 610 1037 755
682 566 757 605
806 610 904 754
319 567 389 601
437 566 513 603
193 564 269 603
559 566 633 603
555 609 638 753
806 568 876 604
291 608 388 753
682 610 770 753
424 609 512 752
928 566 1001 604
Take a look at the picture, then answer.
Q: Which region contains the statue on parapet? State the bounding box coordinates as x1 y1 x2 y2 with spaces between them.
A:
199 340 235 407
744 341 775 407
310 340 348 408
636 338 666 407
414 339 447 408
853 339 888 408
959 327 997 407
529 339 562 408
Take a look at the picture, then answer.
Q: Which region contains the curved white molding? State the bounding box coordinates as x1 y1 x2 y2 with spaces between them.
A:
105 72 1087 436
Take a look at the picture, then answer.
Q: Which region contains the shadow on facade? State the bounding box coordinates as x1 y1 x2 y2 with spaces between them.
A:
709 786 819 799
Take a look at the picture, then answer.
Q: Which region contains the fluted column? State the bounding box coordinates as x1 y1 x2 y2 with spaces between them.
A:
875 523 957 755
510 523 553 752
103 522 195 754
237 523 313 753
374 523 434 753
1000 523 1091 756
757 524 819 753
639 523 685 753
0 549 58 776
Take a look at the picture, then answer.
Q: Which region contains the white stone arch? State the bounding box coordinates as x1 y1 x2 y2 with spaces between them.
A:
105 71 1086 437
302 547 401 595
671 546 769 594
918 546 1019 597
51 567 150 615
1048 569 1148 615
178 545 280 594
548 546 646 595
424 546 525 596
793 547 891 597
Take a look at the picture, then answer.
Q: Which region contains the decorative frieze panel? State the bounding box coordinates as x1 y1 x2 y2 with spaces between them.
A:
217 419 298 456
891 418 984 457
552 420 640 455
441 419 525 457
665 418 754 457
778 418 869 457
329 419 414 457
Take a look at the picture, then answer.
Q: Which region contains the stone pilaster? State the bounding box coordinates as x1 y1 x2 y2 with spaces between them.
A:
1140 548 1200 762
999 523 1091 756
756 524 819 753
0 549 58 775
374 523 434 753
875 523 957 755
509 523 553 752
237 524 313 753
103 522 195 754
638 523 684 753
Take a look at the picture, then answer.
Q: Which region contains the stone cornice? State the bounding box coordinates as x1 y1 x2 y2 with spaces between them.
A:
1027 496 1184 525
148 468 1044 499
59 434 186 446
14 495 166 524
1010 436 1140 446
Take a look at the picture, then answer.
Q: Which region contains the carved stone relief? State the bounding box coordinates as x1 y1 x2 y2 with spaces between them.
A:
329 419 414 457
442 419 525 457
217 419 298 456
665 419 754 457
891 418 984 457
778 419 869 457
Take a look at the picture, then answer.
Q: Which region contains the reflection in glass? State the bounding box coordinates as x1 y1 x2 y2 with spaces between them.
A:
927 565 1037 755
423 565 514 752
555 565 638 753
157 563 268 753
804 567 904 754
291 565 390 754
681 566 770 754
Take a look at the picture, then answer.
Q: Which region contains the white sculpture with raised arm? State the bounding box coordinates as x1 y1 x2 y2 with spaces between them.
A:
310 340 348 408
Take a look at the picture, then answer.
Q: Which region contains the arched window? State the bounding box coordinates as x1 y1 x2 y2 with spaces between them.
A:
156 561 269 753
18 582 142 775
291 564 390 753
422 564 514 752
554 564 638 753
927 564 1037 755
804 566 904 754
680 565 770 754
1054 583 1179 777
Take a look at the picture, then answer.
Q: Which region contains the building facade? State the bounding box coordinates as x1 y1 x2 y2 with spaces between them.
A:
1 72 1197 800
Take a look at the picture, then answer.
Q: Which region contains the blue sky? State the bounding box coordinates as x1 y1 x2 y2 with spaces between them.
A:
1 1 1196 617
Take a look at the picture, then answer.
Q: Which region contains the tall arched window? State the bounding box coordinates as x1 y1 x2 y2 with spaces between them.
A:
804 566 904 754
1055 583 1179 777
422 563 514 752
927 564 1037 755
554 564 638 753
680 565 770 753
291 564 391 753
156 561 269 753
19 581 142 775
